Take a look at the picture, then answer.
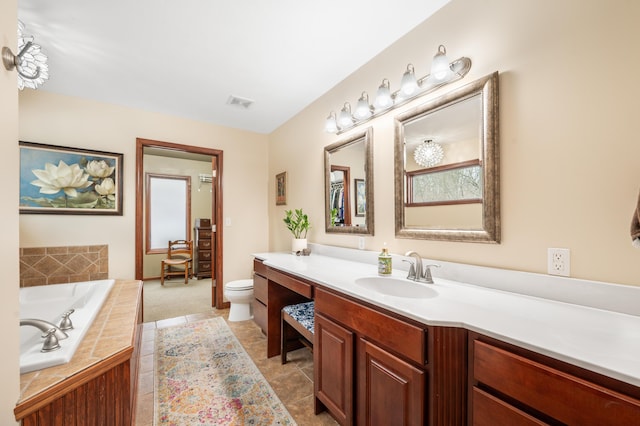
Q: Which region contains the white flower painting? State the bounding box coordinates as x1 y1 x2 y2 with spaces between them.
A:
19 142 123 215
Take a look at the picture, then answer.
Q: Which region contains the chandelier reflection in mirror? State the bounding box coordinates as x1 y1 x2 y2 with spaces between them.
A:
325 45 471 135
413 139 444 168
2 21 49 90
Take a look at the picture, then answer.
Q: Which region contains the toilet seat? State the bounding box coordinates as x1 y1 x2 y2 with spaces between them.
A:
226 279 253 291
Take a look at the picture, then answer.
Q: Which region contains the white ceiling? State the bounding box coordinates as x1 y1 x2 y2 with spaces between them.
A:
18 0 450 134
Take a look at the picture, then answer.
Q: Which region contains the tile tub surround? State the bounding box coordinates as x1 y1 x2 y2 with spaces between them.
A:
20 244 109 287
15 279 142 421
255 248 640 387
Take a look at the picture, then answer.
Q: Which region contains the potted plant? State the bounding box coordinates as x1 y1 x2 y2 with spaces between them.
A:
283 208 311 253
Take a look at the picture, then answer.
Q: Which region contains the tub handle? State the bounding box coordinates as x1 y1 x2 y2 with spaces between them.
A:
41 328 61 352
59 309 75 331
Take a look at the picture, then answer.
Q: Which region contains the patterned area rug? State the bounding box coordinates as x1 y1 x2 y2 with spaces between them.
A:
155 317 296 425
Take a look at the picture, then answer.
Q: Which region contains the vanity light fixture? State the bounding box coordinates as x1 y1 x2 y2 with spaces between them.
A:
430 45 452 82
325 45 471 134
325 112 338 133
354 92 373 120
337 102 354 129
373 79 393 111
400 64 418 96
2 21 49 90
413 139 444 168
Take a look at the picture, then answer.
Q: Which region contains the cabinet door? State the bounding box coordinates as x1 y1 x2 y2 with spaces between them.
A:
358 338 425 426
314 313 354 426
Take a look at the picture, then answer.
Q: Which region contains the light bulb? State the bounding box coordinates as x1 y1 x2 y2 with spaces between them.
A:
374 79 392 111
354 92 372 120
400 64 418 96
338 103 353 128
325 112 338 133
430 45 451 82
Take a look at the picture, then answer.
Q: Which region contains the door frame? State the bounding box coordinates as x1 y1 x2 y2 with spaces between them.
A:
135 138 225 309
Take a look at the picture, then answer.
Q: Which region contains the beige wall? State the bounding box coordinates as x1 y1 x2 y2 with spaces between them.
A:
1 0 21 421
269 0 640 286
19 90 270 284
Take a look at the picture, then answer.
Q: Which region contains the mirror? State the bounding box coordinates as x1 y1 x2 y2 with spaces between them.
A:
325 128 374 235
394 72 499 243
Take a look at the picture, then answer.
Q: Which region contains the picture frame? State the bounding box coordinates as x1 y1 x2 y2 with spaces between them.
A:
276 171 287 205
19 141 124 215
355 178 366 217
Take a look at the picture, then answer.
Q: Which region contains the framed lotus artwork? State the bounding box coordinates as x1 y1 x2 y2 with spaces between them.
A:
19 141 123 215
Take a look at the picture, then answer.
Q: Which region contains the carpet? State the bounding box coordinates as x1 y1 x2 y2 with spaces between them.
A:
144 278 214 322
155 317 296 425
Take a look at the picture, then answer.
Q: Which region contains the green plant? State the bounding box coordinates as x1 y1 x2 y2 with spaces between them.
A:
283 208 311 239
330 208 338 226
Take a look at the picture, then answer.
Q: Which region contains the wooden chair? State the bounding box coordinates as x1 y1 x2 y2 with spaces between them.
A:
160 240 193 285
281 301 314 364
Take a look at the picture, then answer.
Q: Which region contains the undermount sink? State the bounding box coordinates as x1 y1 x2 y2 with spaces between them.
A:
354 276 438 299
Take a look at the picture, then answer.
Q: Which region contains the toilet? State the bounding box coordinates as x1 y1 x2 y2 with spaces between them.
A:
224 279 254 322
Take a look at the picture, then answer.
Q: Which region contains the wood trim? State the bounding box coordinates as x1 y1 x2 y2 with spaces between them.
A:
135 138 225 308
428 326 468 425
14 348 133 420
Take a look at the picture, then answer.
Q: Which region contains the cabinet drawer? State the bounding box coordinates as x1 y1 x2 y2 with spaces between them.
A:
267 268 312 298
315 287 426 365
252 300 267 333
198 250 212 261
253 274 267 303
253 259 267 277
473 340 640 425
472 387 548 426
197 262 211 271
198 230 212 239
198 239 212 250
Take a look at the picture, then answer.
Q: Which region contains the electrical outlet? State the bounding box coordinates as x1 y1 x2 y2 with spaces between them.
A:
548 248 570 277
357 237 365 250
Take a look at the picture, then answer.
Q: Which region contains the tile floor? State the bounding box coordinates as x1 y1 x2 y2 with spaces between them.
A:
134 309 338 425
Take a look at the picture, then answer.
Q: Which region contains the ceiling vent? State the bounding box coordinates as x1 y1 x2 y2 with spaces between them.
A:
226 95 254 109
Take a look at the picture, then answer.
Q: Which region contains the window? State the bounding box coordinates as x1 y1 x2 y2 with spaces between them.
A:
406 159 482 206
145 173 191 254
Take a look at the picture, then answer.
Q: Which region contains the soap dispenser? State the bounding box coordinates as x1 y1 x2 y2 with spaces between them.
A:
378 246 392 276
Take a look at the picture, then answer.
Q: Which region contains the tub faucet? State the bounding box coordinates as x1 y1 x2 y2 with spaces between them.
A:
20 319 68 340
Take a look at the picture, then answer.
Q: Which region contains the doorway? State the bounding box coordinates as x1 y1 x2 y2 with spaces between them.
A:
135 138 225 309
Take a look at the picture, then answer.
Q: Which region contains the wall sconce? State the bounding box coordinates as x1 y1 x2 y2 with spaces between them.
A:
414 139 444 168
2 21 49 90
198 173 213 192
325 45 471 134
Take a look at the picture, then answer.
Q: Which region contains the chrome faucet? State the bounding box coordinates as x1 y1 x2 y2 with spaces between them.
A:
404 251 423 281
404 251 440 284
20 319 68 353
20 319 68 340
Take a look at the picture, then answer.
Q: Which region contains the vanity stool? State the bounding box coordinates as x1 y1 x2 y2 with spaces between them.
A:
281 301 314 364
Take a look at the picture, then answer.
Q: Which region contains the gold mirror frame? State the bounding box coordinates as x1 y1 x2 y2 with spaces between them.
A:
325 128 374 235
394 72 500 243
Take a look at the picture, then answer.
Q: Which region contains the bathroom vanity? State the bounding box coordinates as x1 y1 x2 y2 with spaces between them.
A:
253 250 640 425
14 280 143 425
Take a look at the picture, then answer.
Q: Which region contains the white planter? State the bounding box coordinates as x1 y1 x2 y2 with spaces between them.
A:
291 238 307 254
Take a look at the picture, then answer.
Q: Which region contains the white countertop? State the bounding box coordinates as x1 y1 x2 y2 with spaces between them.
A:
254 251 640 387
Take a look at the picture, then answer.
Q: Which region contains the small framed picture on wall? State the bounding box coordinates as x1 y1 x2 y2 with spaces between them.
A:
276 171 287 205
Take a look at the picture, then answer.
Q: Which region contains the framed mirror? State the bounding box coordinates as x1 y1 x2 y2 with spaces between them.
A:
325 128 374 235
394 72 499 243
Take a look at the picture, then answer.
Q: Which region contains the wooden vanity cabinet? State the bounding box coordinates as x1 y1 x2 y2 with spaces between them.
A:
315 287 467 426
252 259 313 357
252 259 268 334
469 332 640 425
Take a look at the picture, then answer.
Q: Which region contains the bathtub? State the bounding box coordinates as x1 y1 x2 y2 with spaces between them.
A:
19 279 115 374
